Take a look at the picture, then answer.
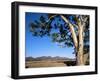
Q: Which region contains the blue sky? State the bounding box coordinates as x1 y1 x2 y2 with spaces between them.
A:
25 12 75 58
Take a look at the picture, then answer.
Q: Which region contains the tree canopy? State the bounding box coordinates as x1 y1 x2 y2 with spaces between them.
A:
29 13 89 54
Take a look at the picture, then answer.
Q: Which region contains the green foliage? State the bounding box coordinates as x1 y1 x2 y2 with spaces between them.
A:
40 16 46 23
29 14 89 50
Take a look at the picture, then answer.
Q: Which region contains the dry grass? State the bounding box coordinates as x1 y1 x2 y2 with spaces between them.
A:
25 60 76 68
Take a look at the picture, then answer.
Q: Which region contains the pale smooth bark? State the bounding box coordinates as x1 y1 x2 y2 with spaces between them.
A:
60 15 78 48
61 15 85 65
77 22 84 65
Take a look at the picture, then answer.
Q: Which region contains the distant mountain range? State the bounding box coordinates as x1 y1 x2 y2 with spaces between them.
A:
26 56 75 61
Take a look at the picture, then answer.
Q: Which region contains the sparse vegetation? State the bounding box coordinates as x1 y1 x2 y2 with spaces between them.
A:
25 54 89 68
26 56 76 68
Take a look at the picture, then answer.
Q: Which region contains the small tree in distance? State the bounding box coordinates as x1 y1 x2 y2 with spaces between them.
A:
29 13 89 65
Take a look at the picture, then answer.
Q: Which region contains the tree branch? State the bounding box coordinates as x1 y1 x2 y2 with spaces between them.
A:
83 16 88 27
60 15 78 48
47 15 57 22
72 24 78 29
37 15 57 28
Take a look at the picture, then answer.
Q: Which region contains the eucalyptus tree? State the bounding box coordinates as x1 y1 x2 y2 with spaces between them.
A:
29 13 89 65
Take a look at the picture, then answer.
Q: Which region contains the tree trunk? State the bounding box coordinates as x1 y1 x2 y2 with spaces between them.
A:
60 15 78 48
77 23 84 65
60 15 84 65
